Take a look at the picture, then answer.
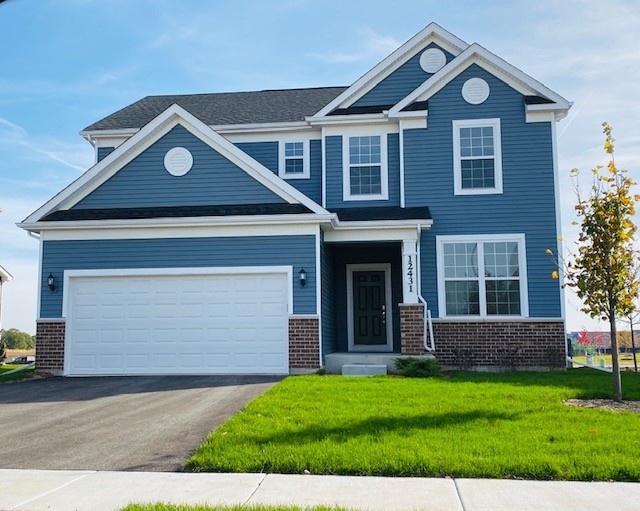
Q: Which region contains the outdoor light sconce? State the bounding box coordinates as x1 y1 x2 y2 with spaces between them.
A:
47 273 56 292
299 268 307 287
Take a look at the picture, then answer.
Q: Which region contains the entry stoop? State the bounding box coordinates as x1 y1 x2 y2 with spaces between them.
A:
325 352 436 374
342 364 387 376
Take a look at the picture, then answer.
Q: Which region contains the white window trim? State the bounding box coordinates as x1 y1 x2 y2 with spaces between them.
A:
452 118 503 195
278 140 310 179
342 130 389 201
436 234 529 319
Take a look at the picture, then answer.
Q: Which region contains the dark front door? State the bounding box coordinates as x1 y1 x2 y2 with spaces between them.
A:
352 270 387 347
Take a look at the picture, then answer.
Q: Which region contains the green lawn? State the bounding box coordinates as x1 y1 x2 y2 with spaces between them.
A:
121 505 345 511
573 354 639 368
188 370 640 481
0 364 35 382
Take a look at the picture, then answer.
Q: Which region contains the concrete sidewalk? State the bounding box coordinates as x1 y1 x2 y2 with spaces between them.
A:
1 469 639 511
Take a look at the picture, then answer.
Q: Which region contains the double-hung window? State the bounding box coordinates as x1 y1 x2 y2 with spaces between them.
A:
437 235 528 318
343 134 388 200
278 140 309 179
452 118 502 195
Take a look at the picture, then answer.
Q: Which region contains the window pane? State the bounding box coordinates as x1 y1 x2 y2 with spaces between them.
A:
461 159 495 189
349 136 381 165
350 166 382 195
285 158 304 174
486 280 520 315
443 243 478 278
445 281 480 315
459 125 494 158
484 242 519 277
285 142 304 157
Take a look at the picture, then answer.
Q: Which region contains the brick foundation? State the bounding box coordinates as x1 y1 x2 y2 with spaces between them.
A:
433 321 566 370
289 316 320 371
35 320 66 374
399 304 426 355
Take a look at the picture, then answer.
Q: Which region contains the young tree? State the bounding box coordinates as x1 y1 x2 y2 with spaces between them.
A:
564 123 639 401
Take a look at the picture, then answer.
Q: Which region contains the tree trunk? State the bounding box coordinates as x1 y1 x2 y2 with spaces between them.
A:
609 312 622 401
630 315 638 373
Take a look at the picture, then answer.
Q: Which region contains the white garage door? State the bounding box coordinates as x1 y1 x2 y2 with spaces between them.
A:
65 269 290 376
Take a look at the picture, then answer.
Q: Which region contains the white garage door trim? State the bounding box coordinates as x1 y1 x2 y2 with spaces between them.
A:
62 266 293 376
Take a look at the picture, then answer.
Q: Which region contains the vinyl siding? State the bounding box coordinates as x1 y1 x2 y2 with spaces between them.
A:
325 133 401 209
235 140 322 204
320 235 336 356
403 64 561 318
97 147 115 161
73 125 285 209
353 43 454 107
40 235 316 318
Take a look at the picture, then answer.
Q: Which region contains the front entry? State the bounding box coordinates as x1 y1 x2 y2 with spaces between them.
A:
347 264 393 352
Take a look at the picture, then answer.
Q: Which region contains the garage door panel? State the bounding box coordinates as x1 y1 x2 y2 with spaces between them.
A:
66 271 290 375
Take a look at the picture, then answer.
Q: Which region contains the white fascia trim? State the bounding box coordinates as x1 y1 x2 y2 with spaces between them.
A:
21 213 337 233
62 265 295 318
0 265 13 282
314 23 469 117
306 113 389 126
390 110 429 119
23 104 329 225
526 111 556 124
342 128 389 202
334 219 432 229
390 43 571 116
278 139 310 180
324 226 419 243
435 233 529 320
452 118 503 196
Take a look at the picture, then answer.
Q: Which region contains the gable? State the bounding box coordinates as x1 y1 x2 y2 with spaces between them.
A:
72 125 286 210
352 43 455 108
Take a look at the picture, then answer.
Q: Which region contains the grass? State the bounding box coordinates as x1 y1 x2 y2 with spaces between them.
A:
121 505 346 511
188 369 640 481
0 363 36 383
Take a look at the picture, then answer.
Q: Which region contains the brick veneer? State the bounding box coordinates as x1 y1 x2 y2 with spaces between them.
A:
399 305 565 369
35 320 66 374
289 316 320 370
433 321 566 369
399 303 426 355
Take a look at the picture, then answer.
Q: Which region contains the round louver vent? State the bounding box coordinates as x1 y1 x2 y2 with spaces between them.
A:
164 147 193 176
419 48 446 73
461 78 490 105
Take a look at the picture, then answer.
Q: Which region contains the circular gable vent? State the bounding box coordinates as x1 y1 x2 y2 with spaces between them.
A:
419 48 446 73
164 147 193 176
461 78 490 105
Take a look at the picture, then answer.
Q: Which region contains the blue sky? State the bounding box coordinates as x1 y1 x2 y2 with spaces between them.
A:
1 0 639 333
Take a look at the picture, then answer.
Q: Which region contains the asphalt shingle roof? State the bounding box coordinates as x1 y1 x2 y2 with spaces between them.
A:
83 87 348 132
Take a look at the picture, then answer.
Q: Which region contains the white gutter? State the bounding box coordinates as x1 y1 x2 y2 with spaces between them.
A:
417 224 435 352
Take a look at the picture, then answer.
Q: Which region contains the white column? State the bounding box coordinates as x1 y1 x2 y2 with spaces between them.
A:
402 240 419 304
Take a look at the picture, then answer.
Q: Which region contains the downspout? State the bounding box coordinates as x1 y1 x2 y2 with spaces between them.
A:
416 225 435 352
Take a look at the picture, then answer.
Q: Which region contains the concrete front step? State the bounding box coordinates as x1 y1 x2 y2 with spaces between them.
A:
341 364 387 376
325 352 436 374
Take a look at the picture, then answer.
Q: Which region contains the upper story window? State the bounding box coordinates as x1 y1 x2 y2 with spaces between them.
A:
278 140 309 179
436 234 528 318
452 118 502 195
343 134 388 201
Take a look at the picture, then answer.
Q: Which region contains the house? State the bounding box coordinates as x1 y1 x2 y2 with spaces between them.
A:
0 265 12 332
19 23 570 376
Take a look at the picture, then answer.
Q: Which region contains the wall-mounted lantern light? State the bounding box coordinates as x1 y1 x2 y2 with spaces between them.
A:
47 273 56 292
299 268 307 287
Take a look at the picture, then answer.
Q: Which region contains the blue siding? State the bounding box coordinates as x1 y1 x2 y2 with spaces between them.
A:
353 44 454 107
325 133 401 209
74 125 285 209
320 234 336 356
40 235 316 317
235 140 322 204
403 64 561 318
97 147 115 161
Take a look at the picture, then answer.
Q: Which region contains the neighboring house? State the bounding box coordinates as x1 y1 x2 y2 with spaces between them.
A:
19 23 571 376
0 265 13 332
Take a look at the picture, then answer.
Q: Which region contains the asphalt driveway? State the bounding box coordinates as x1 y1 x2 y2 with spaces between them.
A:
0 375 281 471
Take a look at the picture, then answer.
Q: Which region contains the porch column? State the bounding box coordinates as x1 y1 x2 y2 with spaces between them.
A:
401 240 419 304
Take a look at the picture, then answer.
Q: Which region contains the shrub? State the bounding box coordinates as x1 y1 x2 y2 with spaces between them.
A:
394 357 441 377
